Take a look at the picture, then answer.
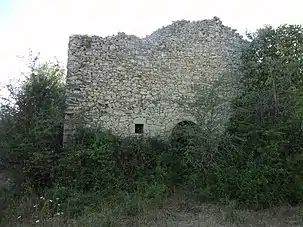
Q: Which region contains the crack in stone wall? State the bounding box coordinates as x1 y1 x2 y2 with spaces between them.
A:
63 16 245 145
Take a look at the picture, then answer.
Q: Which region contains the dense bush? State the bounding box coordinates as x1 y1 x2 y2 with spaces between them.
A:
0 56 66 190
56 129 171 194
191 24 303 208
229 25 303 206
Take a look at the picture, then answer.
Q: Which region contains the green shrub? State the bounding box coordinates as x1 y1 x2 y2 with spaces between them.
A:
56 128 172 194
0 55 65 191
195 24 303 209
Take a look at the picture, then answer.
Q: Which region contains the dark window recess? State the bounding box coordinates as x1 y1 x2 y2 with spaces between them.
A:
135 124 144 134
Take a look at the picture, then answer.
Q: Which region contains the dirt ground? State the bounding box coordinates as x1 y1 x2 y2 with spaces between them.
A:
135 195 303 227
149 204 303 227
4 192 303 227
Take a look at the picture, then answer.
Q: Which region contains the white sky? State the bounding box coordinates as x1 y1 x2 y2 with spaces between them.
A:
0 0 303 91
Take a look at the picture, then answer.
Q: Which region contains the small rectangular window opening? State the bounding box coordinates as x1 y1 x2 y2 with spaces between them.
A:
135 124 144 134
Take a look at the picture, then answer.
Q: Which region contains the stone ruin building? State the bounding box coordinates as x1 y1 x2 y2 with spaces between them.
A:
63 16 245 145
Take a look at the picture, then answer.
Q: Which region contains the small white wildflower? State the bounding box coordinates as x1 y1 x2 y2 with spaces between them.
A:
40 196 45 200
17 216 21 219
49 199 53 202
33 204 38 208
58 204 60 206
60 212 63 215
35 220 40 223
56 212 60 216
56 197 59 200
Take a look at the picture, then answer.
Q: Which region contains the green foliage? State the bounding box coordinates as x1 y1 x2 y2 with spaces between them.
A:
56 128 171 193
216 24 303 208
171 24 303 210
0 55 66 190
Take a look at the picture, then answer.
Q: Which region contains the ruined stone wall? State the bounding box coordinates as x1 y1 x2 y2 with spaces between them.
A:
64 17 245 144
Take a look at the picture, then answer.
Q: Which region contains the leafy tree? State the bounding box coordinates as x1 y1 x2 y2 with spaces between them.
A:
229 24 303 154
0 55 66 190
225 24 303 207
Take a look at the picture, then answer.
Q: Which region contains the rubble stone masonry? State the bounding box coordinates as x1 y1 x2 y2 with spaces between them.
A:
64 17 245 144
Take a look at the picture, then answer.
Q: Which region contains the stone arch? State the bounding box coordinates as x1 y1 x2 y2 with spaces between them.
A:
170 120 198 147
165 116 197 136
166 116 198 147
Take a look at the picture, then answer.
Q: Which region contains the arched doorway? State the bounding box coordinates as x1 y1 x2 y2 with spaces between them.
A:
170 121 198 149
169 120 199 185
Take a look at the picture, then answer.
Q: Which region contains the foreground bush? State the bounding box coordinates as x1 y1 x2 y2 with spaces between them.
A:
56 129 171 194
194 24 303 208
0 55 66 190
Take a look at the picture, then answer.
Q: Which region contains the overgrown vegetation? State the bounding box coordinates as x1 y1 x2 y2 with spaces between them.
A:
1 24 303 226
